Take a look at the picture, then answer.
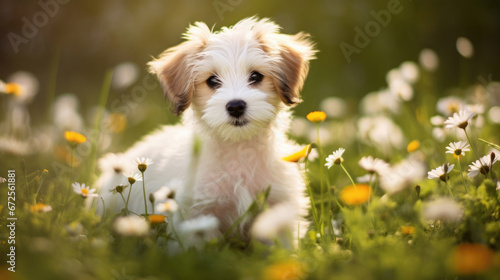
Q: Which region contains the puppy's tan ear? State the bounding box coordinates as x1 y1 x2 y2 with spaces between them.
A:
273 33 316 106
253 19 316 106
148 22 211 115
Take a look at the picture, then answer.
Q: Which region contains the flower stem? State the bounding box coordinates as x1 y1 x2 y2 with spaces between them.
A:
60 148 75 223
100 196 106 221
125 183 133 213
457 159 469 194
445 180 455 199
305 159 321 234
340 163 356 189
141 171 148 216
463 129 480 160
119 192 129 215
315 124 325 237
463 129 490 178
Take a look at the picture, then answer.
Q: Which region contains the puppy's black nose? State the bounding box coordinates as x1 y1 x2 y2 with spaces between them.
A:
226 99 247 118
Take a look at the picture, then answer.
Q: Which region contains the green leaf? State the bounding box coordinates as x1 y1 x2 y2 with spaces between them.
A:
479 138 500 151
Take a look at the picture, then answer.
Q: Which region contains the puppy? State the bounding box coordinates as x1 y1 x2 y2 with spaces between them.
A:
97 17 316 246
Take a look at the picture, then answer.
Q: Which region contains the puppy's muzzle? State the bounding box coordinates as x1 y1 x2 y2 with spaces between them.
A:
226 99 247 118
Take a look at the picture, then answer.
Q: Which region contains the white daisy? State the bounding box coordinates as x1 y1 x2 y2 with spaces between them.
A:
111 62 139 90
419 48 439 72
0 137 33 156
325 148 345 169
53 94 84 132
422 197 463 222
135 157 153 172
178 215 220 246
379 157 427 194
399 61 420 84
0 80 6 92
357 116 405 153
379 173 407 194
428 163 455 182
444 109 476 129
109 184 128 194
7 71 39 104
467 153 498 178
320 97 346 118
251 204 295 241
123 172 142 185
436 96 464 116
456 37 474 58
358 156 391 175
152 186 174 202
430 115 446 126
114 215 149 237
72 182 99 198
466 104 485 115
356 174 372 183
155 199 179 214
445 141 470 158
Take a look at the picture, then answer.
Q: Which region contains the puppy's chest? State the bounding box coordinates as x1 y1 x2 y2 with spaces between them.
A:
195 144 276 201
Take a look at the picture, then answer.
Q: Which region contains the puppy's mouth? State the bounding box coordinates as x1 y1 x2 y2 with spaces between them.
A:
230 119 249 127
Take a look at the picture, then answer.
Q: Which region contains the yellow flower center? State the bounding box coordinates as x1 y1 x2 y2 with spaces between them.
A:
340 184 372 205
81 188 89 195
5 83 22 96
448 103 460 114
306 111 327 123
162 202 172 211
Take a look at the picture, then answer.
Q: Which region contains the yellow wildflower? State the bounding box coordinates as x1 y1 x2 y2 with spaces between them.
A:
306 111 326 123
148 214 166 225
340 184 372 205
30 203 52 213
450 244 494 275
401 226 415 235
64 131 87 148
407 140 420 153
262 260 305 280
282 144 312 162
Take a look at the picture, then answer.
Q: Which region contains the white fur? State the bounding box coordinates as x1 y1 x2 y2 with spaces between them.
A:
96 17 316 247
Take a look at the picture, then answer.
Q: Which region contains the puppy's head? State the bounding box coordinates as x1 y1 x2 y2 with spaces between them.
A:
148 17 316 142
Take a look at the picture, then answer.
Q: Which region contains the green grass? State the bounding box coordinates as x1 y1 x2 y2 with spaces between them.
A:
1 61 500 280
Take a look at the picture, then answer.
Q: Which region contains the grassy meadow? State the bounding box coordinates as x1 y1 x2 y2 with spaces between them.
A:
1 1 500 279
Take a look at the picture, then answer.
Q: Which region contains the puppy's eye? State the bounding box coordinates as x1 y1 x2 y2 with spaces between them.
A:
249 71 263 85
206 75 222 89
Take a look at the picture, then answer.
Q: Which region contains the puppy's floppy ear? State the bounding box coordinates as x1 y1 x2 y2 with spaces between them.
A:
253 19 317 106
148 22 211 115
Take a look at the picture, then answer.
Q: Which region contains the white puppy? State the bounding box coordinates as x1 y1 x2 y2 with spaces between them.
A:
97 17 316 246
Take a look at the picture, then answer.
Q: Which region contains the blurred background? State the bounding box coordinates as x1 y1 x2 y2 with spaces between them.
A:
0 0 499 148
